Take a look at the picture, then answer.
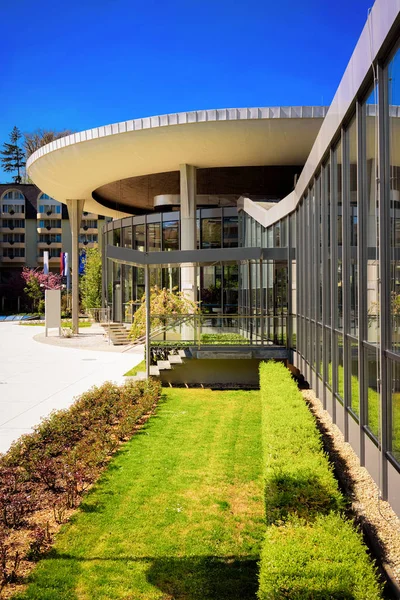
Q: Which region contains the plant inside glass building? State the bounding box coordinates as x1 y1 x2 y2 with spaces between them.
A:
128 286 199 341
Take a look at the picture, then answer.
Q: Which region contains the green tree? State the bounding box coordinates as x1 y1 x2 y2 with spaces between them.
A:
129 286 199 340
80 246 102 312
0 126 25 183
24 274 43 313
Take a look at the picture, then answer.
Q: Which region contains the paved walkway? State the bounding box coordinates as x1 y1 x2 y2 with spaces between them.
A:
0 323 143 454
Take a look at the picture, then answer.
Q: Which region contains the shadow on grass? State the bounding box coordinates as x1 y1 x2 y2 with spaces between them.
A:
265 471 343 524
20 553 259 600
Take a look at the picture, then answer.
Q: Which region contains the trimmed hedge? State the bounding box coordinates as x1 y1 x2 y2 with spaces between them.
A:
258 362 382 599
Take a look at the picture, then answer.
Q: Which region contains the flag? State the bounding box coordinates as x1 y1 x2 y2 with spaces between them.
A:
65 253 70 291
60 252 65 275
63 252 69 277
43 251 49 275
79 250 86 275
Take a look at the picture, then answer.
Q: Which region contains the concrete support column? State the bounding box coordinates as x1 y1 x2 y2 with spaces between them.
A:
180 164 197 303
66 199 85 334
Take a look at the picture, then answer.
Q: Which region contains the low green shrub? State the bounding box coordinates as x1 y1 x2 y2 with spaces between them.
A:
2 378 161 513
200 333 249 344
0 378 161 593
259 514 382 600
258 362 382 599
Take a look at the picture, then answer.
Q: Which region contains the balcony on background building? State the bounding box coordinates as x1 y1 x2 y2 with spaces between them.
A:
37 242 62 249
79 241 97 249
37 255 61 264
36 209 62 220
82 211 98 220
0 242 25 249
1 206 25 219
0 223 25 234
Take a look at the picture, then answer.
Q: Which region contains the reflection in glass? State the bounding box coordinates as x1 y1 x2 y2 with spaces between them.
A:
348 117 358 336
389 47 400 353
223 266 238 312
147 223 161 252
223 216 238 248
334 143 343 329
123 226 132 248
365 84 379 343
350 341 359 417
366 347 380 439
324 162 332 326
162 221 179 251
391 360 400 463
325 327 331 387
336 333 344 401
133 224 145 251
113 228 121 247
202 218 222 249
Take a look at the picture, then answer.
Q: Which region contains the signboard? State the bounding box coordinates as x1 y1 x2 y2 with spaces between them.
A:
45 289 61 337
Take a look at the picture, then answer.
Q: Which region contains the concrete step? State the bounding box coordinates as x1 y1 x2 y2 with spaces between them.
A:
149 365 160 376
157 360 172 370
168 354 183 364
136 371 148 380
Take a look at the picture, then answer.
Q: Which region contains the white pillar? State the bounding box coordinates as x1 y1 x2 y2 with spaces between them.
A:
66 199 85 334
180 164 197 303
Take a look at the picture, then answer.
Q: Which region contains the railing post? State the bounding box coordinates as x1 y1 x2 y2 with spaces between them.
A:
260 258 264 346
145 265 150 379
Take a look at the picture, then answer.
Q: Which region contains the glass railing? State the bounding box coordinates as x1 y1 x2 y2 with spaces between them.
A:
148 313 289 347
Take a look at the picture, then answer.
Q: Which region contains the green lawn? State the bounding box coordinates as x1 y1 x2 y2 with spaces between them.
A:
20 320 92 328
16 388 263 600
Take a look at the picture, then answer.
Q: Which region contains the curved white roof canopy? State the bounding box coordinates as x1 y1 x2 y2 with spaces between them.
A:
27 106 327 217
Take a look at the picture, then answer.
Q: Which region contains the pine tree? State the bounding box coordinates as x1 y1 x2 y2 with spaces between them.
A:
1 126 26 183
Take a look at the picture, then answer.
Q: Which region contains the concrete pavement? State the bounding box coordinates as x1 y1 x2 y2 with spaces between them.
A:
0 322 143 453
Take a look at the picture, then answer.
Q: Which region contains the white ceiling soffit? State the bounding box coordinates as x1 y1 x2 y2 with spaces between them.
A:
27 106 327 217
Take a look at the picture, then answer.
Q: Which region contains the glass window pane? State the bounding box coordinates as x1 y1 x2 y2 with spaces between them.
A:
134 224 145 251
123 226 132 248
350 341 359 417
113 228 121 247
202 217 221 249
334 143 343 330
147 223 161 252
365 84 379 344
348 118 358 336
162 221 179 251
366 347 380 438
336 333 344 401
389 47 400 353
391 360 400 463
223 216 238 248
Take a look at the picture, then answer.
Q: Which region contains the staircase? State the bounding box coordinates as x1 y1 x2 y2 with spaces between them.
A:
127 349 191 381
101 322 130 345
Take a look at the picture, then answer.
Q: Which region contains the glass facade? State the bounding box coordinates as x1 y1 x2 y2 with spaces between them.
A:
291 37 400 491
102 21 400 507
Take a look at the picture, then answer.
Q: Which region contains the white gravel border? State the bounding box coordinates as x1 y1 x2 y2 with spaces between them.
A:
302 388 400 595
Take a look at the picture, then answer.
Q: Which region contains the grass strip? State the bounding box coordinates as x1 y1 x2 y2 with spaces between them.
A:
14 388 264 600
124 359 145 376
20 320 92 327
258 361 383 599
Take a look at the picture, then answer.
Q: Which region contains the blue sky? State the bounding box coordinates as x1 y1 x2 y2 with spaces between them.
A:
1 0 373 182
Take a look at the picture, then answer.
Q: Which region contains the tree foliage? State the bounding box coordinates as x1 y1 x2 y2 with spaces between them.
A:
0 127 25 183
79 246 102 312
21 268 63 312
129 286 199 340
23 129 74 158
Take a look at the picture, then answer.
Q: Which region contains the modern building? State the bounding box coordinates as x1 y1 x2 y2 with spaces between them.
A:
0 183 105 310
26 0 400 515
